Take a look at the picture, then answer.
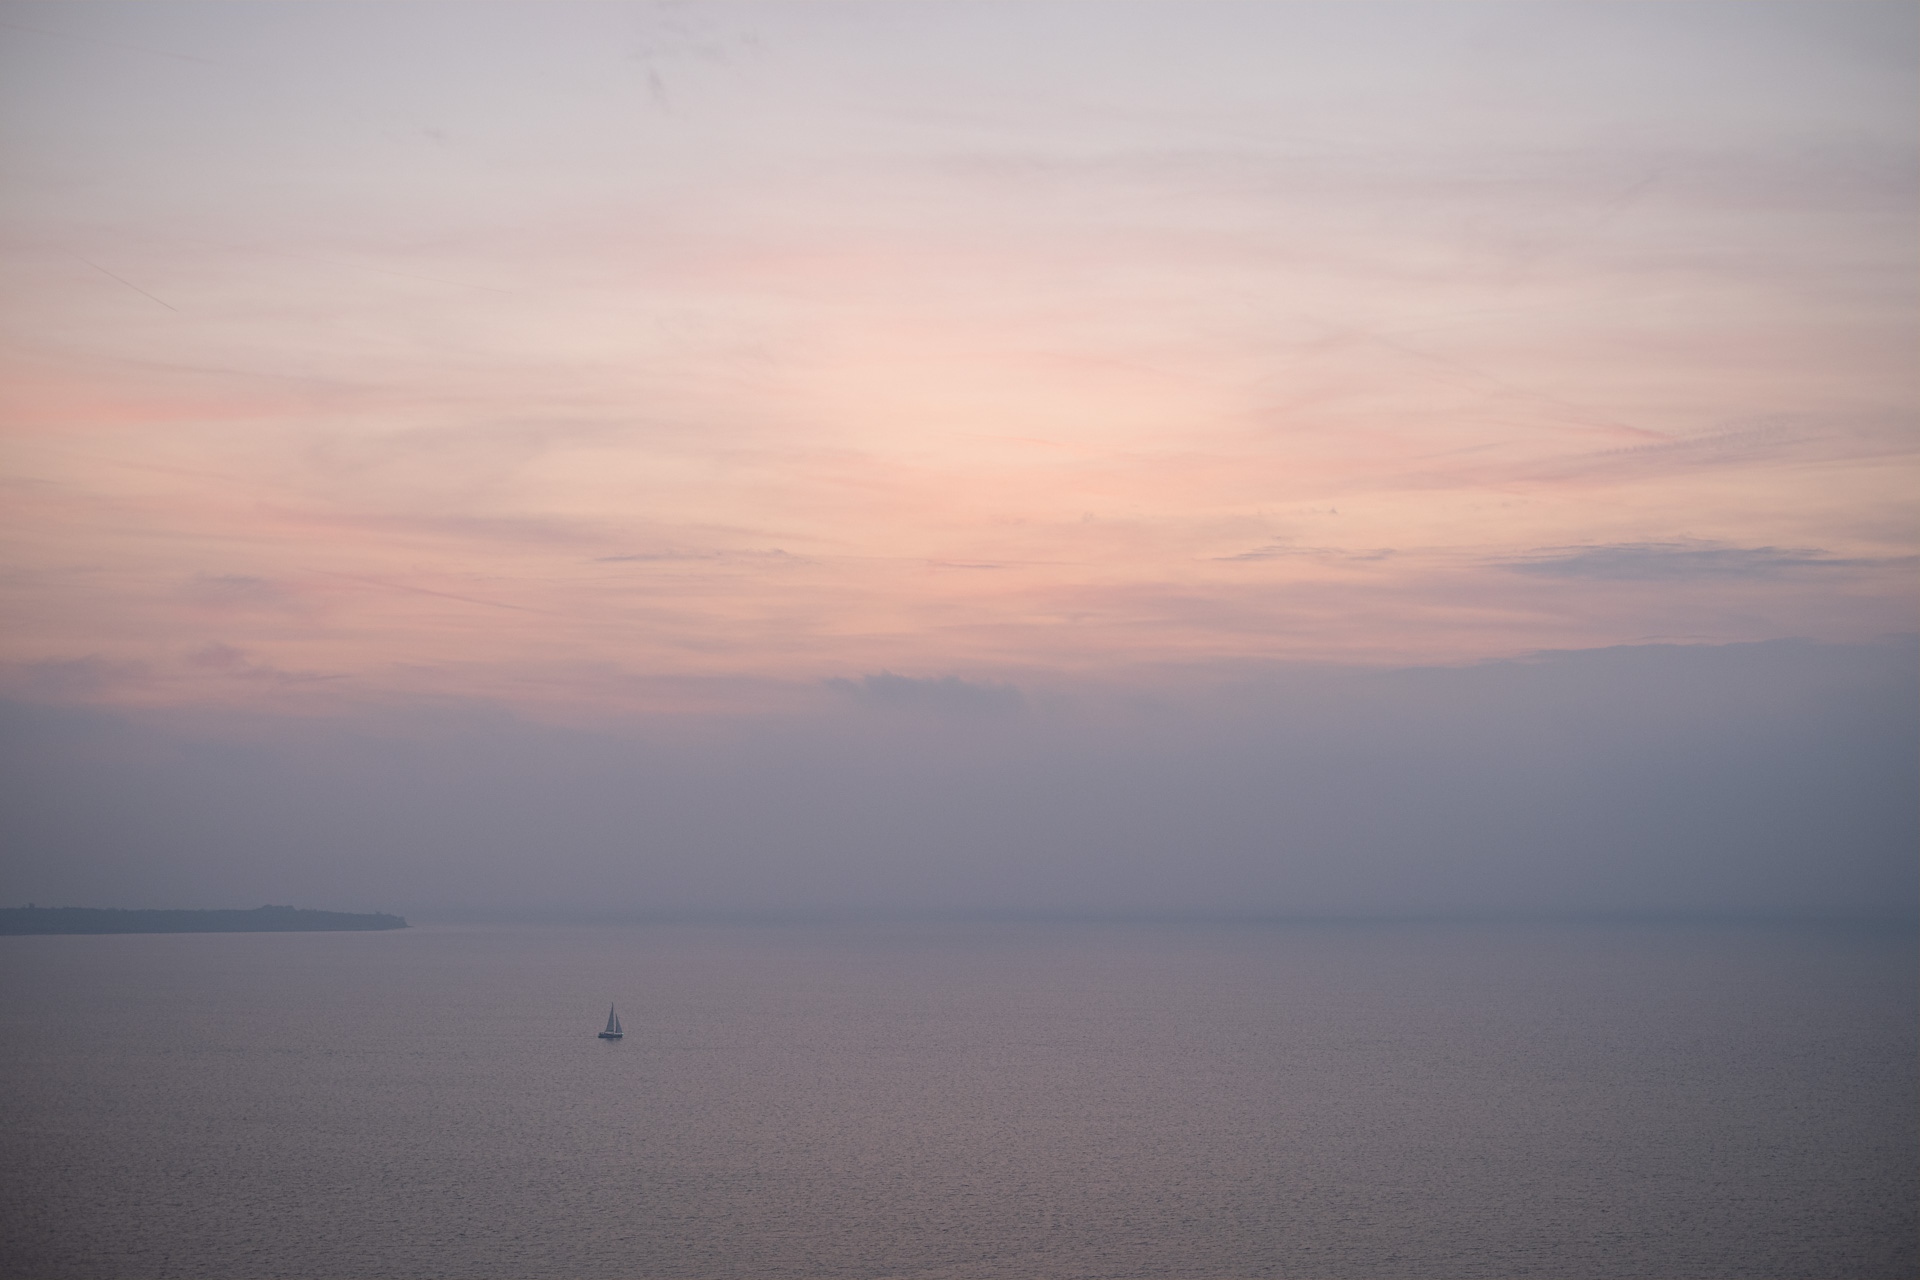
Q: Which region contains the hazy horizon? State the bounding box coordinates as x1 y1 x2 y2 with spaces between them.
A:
6 632 1913 921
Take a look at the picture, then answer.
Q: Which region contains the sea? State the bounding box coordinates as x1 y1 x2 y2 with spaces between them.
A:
1 918 1914 1279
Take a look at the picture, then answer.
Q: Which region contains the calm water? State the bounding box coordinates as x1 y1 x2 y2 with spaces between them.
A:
1 920 1913 1279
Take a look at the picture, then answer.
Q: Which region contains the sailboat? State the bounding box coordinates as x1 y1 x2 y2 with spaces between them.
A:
598 1004 623 1040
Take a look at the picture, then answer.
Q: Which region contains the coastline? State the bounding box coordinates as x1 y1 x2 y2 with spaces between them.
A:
0 905 409 935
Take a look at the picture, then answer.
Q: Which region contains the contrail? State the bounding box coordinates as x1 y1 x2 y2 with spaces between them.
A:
71 254 180 312
312 571 556 615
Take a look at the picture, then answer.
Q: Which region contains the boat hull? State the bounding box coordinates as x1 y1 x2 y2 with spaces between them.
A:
597 1032 623 1040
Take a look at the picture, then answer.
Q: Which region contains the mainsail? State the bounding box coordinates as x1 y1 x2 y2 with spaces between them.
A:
604 1005 622 1036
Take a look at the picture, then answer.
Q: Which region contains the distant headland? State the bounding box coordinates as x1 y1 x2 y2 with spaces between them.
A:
0 905 409 935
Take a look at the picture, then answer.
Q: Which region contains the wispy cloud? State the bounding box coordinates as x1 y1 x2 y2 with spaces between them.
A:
182 642 342 685
1524 415 1918 486
0 3 1912 713
1213 544 1392 564
1500 542 1916 581
180 575 301 612
2 656 152 700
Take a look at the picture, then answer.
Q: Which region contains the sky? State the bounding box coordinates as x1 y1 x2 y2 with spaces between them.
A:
1 2 1914 918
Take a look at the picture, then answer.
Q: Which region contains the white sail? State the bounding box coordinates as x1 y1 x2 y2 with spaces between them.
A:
612 1012 622 1034
604 1004 620 1035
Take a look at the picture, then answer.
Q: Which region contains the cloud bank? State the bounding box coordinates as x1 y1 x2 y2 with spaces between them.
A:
3 637 1911 921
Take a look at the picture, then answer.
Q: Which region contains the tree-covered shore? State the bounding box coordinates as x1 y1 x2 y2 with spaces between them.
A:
0 905 408 935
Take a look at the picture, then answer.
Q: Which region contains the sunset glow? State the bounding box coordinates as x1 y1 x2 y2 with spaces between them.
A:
3 3 1913 716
